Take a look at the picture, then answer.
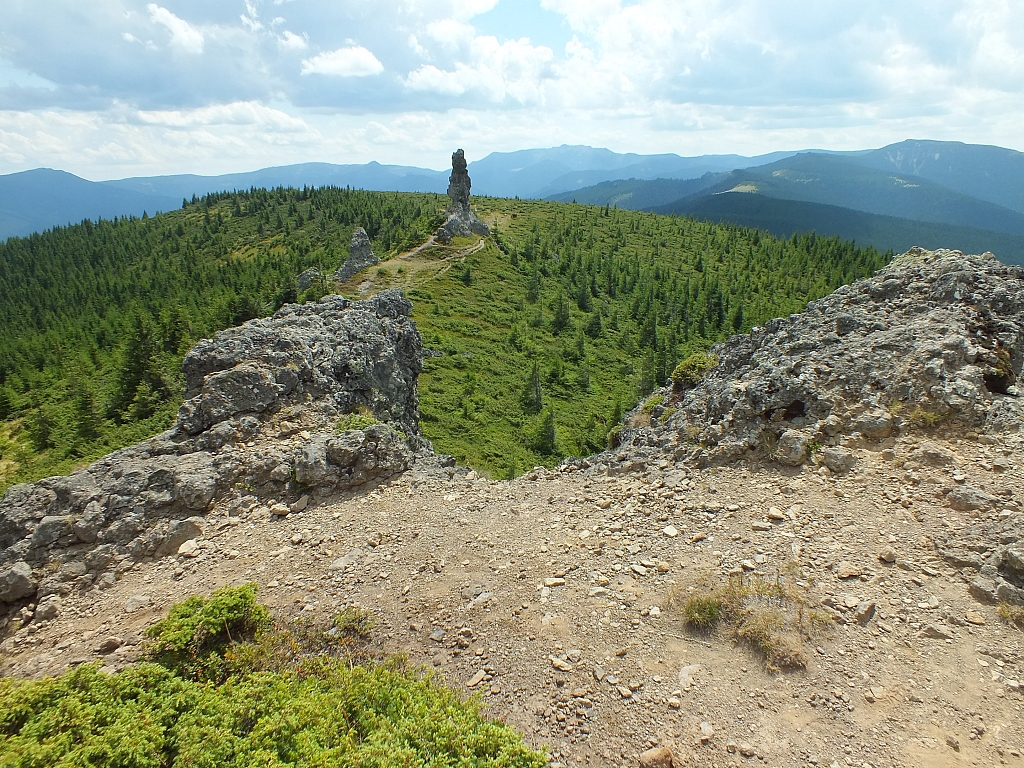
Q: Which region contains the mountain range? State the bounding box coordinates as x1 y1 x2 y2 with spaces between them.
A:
2 140 1024 264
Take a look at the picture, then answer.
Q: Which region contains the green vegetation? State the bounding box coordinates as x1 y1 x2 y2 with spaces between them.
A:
0 585 547 767
0 188 887 489
334 412 381 434
671 351 718 389
999 602 1024 630
0 188 443 489
672 570 830 671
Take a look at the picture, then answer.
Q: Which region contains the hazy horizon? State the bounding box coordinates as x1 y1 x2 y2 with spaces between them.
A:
2 1 1022 179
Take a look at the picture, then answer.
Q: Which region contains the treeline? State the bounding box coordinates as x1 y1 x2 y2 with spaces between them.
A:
0 188 443 485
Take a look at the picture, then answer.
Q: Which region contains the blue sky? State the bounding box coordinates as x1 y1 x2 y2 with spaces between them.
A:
0 0 1022 178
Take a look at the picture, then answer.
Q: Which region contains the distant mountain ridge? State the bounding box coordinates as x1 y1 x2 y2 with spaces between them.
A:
0 146 797 240
3 140 1023 255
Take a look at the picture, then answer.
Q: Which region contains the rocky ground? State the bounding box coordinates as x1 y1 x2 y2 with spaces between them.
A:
3 428 1022 768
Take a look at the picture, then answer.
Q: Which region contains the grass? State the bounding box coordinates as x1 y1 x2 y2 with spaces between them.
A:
0 585 548 767
999 602 1024 630
672 569 829 671
334 411 381 434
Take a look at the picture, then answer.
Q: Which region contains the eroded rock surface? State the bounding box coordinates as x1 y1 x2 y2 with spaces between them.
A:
618 248 1024 464
334 227 379 282
0 290 434 609
436 149 489 244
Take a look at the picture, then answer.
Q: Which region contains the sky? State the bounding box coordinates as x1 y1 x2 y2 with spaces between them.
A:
1 0 1022 179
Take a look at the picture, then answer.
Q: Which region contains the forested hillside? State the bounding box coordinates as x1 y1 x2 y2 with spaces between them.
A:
0 188 442 487
0 190 888 488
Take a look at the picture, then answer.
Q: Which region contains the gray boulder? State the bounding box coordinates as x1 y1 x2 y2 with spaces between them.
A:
0 561 37 603
820 447 857 473
335 228 379 281
775 430 809 466
296 267 322 292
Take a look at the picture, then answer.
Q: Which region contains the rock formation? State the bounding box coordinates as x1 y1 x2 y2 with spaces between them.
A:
435 149 489 244
0 290 435 610
296 267 322 293
606 247 1023 606
335 227 379 281
616 248 1023 466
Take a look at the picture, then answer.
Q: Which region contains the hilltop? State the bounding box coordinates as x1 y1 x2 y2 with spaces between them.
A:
0 247 1022 768
0 189 886 489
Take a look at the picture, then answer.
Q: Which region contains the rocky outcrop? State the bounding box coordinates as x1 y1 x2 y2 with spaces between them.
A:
436 149 490 245
296 267 322 292
0 290 431 610
335 227 379 281
617 248 1024 464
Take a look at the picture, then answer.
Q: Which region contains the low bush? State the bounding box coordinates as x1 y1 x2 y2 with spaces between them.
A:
333 410 380 434
0 588 547 768
999 602 1024 630
671 352 718 390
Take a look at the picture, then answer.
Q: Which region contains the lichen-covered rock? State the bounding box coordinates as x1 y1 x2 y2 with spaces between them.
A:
0 289 432 608
436 149 490 244
335 228 379 281
615 248 1024 466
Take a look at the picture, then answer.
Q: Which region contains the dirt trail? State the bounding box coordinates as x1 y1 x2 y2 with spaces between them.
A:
5 432 1023 768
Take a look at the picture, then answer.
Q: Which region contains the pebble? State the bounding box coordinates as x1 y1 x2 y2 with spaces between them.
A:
638 746 673 768
918 623 954 640
94 636 124 655
878 547 898 564
662 525 679 538
964 610 986 626
836 561 862 579
751 521 772 532
544 577 566 587
124 595 152 612
270 503 291 517
177 539 200 557
699 721 715 743
466 670 486 688
551 656 573 672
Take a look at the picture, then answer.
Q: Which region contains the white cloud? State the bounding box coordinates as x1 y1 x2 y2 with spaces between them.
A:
1 0 1024 178
135 101 310 132
405 35 554 104
300 46 384 77
146 4 204 54
278 30 308 51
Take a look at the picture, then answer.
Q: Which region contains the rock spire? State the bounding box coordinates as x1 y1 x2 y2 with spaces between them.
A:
436 149 489 244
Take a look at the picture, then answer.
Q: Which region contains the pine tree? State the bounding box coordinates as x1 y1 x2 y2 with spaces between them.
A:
521 361 543 412
530 407 557 455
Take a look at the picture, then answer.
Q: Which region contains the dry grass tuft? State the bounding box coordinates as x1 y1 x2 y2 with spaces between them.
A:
671 568 826 671
999 602 1024 630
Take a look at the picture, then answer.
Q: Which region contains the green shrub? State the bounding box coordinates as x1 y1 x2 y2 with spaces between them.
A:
671 352 717 390
333 411 380 433
0 590 547 768
144 582 270 681
1000 602 1024 629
